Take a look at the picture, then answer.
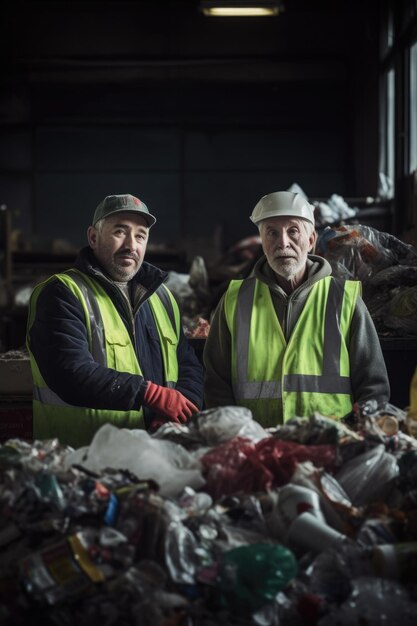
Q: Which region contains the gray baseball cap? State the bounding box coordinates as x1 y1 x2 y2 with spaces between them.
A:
93 194 156 228
250 191 315 226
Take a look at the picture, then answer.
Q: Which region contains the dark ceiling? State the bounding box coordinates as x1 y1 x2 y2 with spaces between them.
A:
0 0 383 227
1 1 380 83
0 0 381 129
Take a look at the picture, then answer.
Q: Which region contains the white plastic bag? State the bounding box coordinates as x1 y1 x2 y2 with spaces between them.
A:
65 423 205 498
335 444 399 506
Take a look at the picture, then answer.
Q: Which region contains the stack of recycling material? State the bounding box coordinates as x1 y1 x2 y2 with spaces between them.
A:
2 402 417 625
316 224 417 337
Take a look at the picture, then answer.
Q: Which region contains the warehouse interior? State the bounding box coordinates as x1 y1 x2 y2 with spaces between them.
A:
1 0 416 400
0 0 411 251
2 1 417 623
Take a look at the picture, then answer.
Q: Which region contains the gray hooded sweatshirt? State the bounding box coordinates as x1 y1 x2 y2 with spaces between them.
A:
203 253 390 419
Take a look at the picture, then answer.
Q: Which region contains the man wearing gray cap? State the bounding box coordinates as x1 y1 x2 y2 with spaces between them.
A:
203 191 390 426
27 194 203 447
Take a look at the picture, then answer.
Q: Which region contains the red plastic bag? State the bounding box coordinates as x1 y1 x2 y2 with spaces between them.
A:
200 437 267 500
255 438 338 483
200 436 338 501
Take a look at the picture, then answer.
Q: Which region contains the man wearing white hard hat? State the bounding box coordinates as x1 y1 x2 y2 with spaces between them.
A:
203 191 390 426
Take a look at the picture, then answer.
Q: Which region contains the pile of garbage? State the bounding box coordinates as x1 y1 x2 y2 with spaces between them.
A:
313 194 359 226
317 224 417 337
2 401 417 625
165 256 212 338
286 182 359 227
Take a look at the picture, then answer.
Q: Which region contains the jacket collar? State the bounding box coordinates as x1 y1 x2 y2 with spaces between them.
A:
252 253 332 289
75 246 168 299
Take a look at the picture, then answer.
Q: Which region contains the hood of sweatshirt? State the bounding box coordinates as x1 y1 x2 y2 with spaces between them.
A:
252 253 332 294
250 253 333 338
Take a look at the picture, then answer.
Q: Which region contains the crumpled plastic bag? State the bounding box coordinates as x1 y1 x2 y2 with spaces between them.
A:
384 285 417 334
195 406 269 446
165 255 210 320
317 224 417 284
364 268 417 336
151 405 268 451
200 436 339 501
65 423 205 498
217 543 298 615
316 224 417 337
200 437 265 500
255 437 338 480
335 444 399 506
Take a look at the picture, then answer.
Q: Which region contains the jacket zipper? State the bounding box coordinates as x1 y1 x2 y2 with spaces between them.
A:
93 270 137 343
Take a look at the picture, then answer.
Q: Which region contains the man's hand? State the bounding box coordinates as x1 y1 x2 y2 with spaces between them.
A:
143 382 199 423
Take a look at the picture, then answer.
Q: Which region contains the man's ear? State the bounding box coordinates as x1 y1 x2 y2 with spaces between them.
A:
309 230 318 253
87 225 97 249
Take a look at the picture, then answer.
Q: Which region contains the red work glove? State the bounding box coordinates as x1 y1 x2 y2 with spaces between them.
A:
143 382 199 424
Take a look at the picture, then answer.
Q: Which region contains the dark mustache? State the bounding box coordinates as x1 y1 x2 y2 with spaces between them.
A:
116 250 139 260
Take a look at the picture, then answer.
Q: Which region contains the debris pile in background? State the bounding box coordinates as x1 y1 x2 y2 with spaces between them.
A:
317 224 417 336
313 194 358 226
165 256 211 337
287 182 359 226
184 317 211 339
2 401 417 625
206 235 263 284
169 218 417 340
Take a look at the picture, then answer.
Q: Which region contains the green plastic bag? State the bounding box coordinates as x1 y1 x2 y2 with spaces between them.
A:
217 542 297 614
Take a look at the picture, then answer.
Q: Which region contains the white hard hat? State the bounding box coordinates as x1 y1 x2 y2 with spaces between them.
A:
250 191 315 226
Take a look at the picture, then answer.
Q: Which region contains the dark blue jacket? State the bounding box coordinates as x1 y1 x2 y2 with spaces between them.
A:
28 247 204 429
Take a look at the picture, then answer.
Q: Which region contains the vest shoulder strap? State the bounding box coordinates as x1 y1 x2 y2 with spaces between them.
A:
153 284 180 338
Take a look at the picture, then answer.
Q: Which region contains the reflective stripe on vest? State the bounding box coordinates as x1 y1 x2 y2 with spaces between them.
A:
66 270 180 385
225 276 360 422
27 271 181 446
65 270 107 366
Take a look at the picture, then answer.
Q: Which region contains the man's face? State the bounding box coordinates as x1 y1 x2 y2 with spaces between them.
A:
259 216 317 288
87 212 149 282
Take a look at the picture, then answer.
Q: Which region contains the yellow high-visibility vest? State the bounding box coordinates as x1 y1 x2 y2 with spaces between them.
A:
224 276 361 427
27 269 180 447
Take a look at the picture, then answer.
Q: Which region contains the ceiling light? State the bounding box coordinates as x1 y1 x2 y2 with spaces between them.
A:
200 1 283 17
